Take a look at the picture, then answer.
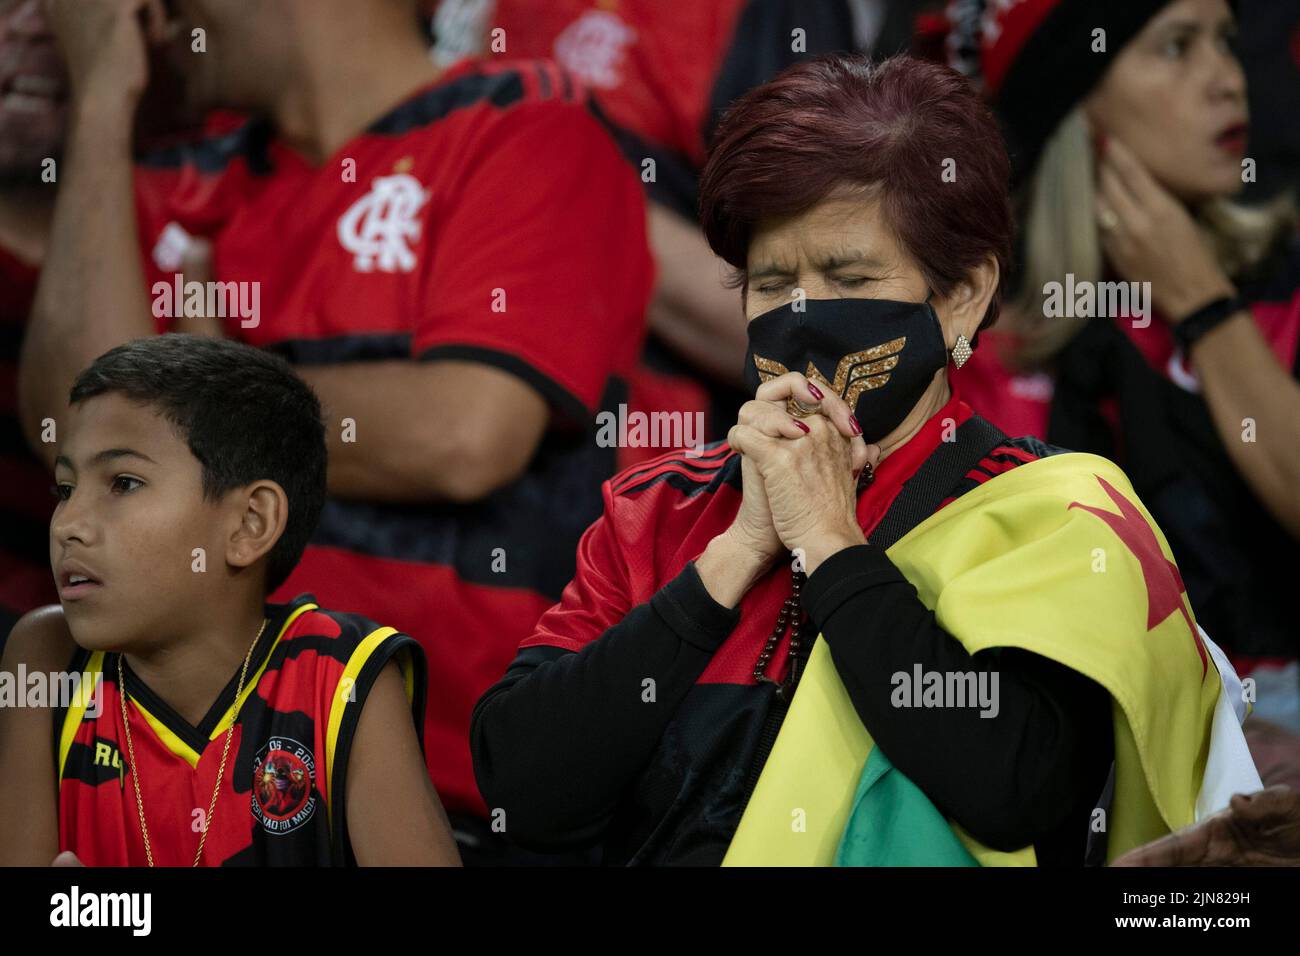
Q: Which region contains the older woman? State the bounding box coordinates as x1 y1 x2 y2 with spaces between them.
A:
471 54 1231 867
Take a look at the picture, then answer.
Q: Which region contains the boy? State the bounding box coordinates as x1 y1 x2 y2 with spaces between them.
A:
0 335 461 866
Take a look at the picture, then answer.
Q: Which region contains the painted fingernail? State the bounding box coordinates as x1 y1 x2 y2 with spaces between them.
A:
806 382 824 400
849 415 862 435
793 419 810 433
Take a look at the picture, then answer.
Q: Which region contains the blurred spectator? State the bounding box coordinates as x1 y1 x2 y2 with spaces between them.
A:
16 0 651 863
427 0 921 441
0 0 63 642
0 0 215 646
941 0 1300 735
1236 0 1300 203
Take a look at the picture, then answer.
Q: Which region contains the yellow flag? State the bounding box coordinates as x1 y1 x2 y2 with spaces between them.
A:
724 453 1219 866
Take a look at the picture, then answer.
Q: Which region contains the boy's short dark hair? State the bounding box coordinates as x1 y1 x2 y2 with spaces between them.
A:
69 334 327 594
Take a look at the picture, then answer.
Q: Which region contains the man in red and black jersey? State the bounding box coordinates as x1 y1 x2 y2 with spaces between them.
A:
18 0 652 860
0 335 459 865
0 0 63 640
0 0 215 643
427 0 922 441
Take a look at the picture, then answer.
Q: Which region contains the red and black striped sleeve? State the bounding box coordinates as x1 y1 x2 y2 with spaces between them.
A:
938 435 1062 508
469 463 739 850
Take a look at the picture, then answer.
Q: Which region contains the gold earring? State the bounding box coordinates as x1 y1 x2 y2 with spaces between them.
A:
951 334 973 369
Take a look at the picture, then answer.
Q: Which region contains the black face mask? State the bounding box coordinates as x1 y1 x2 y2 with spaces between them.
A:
743 296 949 444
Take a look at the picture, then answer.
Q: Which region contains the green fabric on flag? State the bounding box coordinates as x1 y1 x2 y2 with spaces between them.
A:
835 748 979 867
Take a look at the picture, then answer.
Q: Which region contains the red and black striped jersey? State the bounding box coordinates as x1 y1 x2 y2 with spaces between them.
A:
466 0 749 170
129 57 653 817
455 1 914 451
55 594 424 866
456 0 914 173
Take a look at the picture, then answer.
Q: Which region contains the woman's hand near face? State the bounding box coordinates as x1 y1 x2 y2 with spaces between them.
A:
694 464 779 609
1096 135 1237 320
727 375 877 576
731 372 871 560
729 426 792 557
697 373 865 606
1096 135 1300 537
696 396 806 606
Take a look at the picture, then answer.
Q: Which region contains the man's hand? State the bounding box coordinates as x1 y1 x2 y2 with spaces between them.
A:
1111 786 1300 866
41 0 168 105
19 3 162 462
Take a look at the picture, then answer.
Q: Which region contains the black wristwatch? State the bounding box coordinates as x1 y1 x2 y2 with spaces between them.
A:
1172 295 1245 352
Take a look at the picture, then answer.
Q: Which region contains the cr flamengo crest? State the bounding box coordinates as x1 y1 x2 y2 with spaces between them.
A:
553 10 637 89
337 173 430 273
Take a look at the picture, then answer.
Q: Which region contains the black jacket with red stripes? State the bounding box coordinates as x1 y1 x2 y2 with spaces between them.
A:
471 393 1114 866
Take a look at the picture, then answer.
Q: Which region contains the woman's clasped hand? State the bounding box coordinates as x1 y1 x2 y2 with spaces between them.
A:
725 369 881 574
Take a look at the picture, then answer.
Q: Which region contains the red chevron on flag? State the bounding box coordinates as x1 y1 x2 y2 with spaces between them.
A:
1069 475 1208 679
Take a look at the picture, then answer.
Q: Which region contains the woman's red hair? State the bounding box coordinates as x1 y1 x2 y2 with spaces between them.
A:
699 54 1013 332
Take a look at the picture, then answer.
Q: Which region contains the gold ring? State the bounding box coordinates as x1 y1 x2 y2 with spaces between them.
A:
787 397 820 418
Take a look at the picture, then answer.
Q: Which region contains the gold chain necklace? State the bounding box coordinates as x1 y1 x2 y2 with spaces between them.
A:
117 618 268 867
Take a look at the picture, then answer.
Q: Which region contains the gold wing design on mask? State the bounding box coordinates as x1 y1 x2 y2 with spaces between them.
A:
752 336 908 407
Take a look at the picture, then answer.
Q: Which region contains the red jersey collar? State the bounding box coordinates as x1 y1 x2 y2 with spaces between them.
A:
269 58 480 169
855 381 974 536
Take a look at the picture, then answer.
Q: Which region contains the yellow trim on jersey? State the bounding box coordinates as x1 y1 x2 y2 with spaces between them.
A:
57 651 106 782
133 601 319 767
58 602 319 774
322 626 399 811
207 601 318 739
131 697 205 768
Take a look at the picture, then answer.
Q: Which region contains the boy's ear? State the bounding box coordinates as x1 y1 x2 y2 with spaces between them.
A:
226 481 289 577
